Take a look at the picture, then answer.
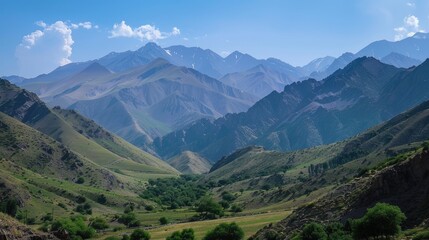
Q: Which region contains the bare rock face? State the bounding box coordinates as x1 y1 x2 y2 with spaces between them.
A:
254 149 429 239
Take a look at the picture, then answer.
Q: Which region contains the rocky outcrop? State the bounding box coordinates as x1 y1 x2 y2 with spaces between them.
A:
0 213 58 240
254 148 429 239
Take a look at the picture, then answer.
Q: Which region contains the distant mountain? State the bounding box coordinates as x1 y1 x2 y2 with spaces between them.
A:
356 32 429 61
300 56 335 75
219 64 300 98
153 57 429 161
166 151 212 174
310 52 356 79
98 43 302 79
40 59 257 148
380 52 421 68
311 32 429 79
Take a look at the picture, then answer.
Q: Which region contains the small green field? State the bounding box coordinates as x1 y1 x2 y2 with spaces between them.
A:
98 210 290 240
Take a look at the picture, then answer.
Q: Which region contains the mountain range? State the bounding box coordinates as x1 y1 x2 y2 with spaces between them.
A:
154 57 429 161
2 32 428 162
23 59 257 148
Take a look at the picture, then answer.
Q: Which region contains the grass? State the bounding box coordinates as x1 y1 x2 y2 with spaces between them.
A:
97 210 290 240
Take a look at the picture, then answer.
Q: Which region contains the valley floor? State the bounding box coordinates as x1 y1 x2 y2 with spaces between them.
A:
96 210 290 240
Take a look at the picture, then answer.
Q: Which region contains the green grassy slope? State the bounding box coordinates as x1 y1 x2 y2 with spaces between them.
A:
0 79 178 182
207 100 429 211
167 151 212 174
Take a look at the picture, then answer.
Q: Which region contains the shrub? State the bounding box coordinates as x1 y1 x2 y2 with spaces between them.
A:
166 228 195 240
97 194 107 204
196 197 224 219
130 229 151 240
91 217 109 230
230 205 243 213
414 230 429 240
352 203 406 239
159 216 169 225
51 215 96 239
221 192 236 202
41 213 53 222
144 205 154 211
203 222 244 240
76 203 92 215
76 177 85 184
0 198 18 217
301 222 327 240
118 213 140 227
219 200 230 209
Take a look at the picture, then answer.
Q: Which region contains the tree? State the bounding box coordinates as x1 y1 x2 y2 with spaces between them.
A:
196 197 224 219
118 212 141 227
97 194 107 204
1 199 18 217
230 205 243 213
221 192 236 202
166 229 195 240
91 217 109 230
130 229 151 240
301 222 327 240
76 177 85 184
352 203 406 239
51 215 96 239
203 222 244 240
159 216 169 225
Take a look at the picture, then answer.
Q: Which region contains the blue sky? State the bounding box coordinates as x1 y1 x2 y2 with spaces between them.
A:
1 0 428 77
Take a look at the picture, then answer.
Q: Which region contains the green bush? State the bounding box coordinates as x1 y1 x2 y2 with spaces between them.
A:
352 203 406 239
203 222 244 240
0 198 18 217
130 229 151 240
166 228 195 240
118 212 140 227
159 216 169 225
76 202 92 215
301 222 327 240
196 197 224 219
41 213 53 222
97 194 107 204
76 177 85 184
413 230 429 240
230 205 243 213
51 215 96 239
91 217 109 230
221 192 236 202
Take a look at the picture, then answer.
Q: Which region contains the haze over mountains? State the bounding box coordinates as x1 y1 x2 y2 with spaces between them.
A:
154 57 429 161
3 32 429 162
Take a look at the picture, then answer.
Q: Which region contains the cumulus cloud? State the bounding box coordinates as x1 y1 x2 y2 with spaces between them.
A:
109 21 180 41
394 15 425 41
15 20 94 77
406 2 415 7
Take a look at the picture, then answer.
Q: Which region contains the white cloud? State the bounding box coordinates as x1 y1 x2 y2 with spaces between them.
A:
70 21 94 30
15 20 95 77
394 15 425 41
109 21 180 41
406 2 415 7
405 15 419 29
